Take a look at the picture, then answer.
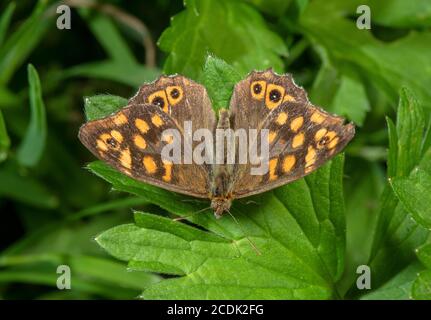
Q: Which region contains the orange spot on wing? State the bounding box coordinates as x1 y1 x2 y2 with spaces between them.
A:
97 139 108 152
162 160 173 182
110 130 123 143
135 118 150 133
113 113 128 126
315 128 328 141
290 116 303 132
143 156 157 174
120 148 132 169
134 134 147 149
283 94 295 102
328 137 339 149
268 131 277 144
310 111 325 124
326 131 337 140
276 112 288 125
282 155 296 173
151 114 164 127
292 132 304 148
305 146 316 168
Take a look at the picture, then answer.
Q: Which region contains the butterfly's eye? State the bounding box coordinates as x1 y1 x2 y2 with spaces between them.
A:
265 84 285 109
148 90 169 112
166 86 183 105
250 80 266 100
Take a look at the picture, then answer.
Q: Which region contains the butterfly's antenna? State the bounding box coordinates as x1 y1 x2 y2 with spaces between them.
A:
226 209 261 256
173 206 211 221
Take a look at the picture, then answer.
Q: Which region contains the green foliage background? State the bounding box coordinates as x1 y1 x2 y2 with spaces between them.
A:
0 0 430 299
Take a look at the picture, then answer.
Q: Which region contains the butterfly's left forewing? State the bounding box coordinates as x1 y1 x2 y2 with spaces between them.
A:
79 103 209 198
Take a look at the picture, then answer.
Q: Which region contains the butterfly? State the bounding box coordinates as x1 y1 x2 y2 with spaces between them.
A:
79 69 355 218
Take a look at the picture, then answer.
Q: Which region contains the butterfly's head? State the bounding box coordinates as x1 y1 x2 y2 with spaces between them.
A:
210 196 232 219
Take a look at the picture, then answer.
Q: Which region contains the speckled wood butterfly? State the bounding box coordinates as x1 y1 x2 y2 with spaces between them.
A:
79 69 355 218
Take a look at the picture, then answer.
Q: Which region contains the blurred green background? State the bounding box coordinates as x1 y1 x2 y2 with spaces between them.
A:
0 0 430 299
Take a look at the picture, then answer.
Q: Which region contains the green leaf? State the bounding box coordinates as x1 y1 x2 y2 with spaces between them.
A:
17 64 47 167
372 0 431 28
0 168 58 208
391 150 431 228
309 59 369 126
245 0 293 17
63 60 160 88
79 9 137 65
392 88 425 177
0 1 15 48
331 75 369 126
200 55 242 111
412 270 431 300
386 117 398 178
361 89 429 296
159 0 288 79
0 86 20 108
0 208 160 299
0 1 51 85
319 0 431 29
0 109 10 162
361 262 423 300
0 253 160 292
387 90 431 228
310 60 340 109
70 197 148 221
83 94 128 121
92 153 346 299
68 255 161 290
412 244 431 299
338 163 384 295
417 243 431 269
300 0 431 110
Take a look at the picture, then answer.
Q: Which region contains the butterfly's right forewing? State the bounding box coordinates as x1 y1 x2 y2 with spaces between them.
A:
229 69 355 198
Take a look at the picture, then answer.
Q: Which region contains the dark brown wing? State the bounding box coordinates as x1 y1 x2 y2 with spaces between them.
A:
230 69 309 131
229 69 355 198
79 103 210 198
